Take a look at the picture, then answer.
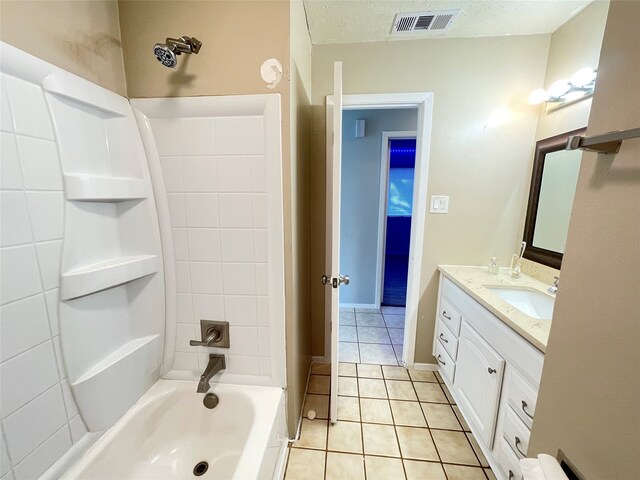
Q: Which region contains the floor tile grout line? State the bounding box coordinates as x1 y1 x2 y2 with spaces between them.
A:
355 374 368 479
324 372 331 480
291 445 490 469
407 372 448 477
383 372 409 479
421 377 483 470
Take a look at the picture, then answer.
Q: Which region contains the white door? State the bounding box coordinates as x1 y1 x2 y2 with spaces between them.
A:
326 61 347 423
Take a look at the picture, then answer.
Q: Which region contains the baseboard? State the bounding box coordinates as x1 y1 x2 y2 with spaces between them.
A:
412 362 438 371
312 355 330 364
339 303 378 309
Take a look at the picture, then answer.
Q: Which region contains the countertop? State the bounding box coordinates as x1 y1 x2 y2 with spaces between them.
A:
437 265 553 352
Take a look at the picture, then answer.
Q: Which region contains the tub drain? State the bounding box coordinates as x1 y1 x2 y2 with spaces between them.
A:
193 461 209 477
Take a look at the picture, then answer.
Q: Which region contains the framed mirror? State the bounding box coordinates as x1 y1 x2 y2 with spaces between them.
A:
523 127 586 269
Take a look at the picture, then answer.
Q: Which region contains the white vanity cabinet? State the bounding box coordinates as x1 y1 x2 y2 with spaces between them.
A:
433 274 545 480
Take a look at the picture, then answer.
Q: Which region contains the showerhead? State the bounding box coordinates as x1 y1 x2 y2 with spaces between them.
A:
153 36 202 69
153 44 177 68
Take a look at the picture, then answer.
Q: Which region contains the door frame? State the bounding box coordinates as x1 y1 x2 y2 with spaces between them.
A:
325 93 433 368
376 130 417 308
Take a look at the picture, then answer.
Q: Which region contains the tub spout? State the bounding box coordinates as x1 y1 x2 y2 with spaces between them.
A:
197 354 225 393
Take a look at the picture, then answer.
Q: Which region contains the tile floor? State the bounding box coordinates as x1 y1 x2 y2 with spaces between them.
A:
339 307 406 366
284 362 496 480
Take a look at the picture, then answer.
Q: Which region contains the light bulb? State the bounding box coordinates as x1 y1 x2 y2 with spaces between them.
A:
548 79 571 99
571 68 596 87
528 89 550 105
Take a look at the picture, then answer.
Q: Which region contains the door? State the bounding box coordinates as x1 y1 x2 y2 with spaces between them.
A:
326 61 344 423
454 322 505 447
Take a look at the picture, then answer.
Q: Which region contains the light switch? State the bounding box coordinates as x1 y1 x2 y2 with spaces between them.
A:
430 195 449 214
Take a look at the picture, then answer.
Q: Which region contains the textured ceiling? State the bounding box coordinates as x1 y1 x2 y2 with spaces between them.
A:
303 0 594 44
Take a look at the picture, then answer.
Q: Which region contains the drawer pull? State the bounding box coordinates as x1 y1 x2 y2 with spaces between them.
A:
487 367 497 374
442 311 451 320
508 470 515 480
521 400 534 420
436 354 446 366
515 436 527 457
439 333 449 343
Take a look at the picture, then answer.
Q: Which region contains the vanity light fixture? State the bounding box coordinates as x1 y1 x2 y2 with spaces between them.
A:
528 67 597 111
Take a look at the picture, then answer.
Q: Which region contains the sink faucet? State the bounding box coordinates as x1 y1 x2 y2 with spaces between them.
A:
197 354 226 393
548 276 560 295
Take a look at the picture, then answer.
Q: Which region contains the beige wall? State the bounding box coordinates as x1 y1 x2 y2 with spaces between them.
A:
529 2 640 478
310 35 550 361
118 0 289 100
0 0 127 96
286 0 312 436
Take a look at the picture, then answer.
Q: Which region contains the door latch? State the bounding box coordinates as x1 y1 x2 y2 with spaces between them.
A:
321 274 350 288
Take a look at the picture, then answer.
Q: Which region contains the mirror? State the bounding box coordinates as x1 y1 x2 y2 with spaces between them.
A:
523 128 586 269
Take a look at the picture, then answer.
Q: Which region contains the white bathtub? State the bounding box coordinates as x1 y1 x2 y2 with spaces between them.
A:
62 380 287 480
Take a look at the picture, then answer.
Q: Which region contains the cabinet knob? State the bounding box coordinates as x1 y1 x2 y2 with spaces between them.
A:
436 354 446 366
439 333 449 343
442 311 451 320
487 367 497 374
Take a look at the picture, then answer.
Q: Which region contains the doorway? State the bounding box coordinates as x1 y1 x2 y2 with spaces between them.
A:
337 110 417 366
328 93 433 369
380 136 417 308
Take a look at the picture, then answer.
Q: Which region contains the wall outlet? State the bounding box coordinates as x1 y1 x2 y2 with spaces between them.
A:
430 195 449 214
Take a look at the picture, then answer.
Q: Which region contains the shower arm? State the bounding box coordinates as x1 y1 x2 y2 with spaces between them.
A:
165 36 202 55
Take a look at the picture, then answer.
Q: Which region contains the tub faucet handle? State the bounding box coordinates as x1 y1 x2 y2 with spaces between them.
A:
190 320 230 348
190 327 221 346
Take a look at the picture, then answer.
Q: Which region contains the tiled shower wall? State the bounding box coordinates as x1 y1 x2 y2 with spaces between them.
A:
0 74 85 480
150 115 272 378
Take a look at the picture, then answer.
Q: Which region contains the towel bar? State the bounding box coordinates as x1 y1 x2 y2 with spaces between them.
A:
566 127 640 154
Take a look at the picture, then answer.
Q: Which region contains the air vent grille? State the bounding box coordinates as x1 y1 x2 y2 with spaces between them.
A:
414 15 434 30
391 10 460 35
396 16 415 32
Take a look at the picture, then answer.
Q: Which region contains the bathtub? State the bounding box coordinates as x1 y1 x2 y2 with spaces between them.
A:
62 380 287 480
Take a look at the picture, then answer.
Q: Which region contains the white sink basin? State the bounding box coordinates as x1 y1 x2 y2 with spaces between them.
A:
486 286 555 320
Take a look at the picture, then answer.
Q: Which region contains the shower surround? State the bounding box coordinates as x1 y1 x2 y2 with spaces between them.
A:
0 42 287 479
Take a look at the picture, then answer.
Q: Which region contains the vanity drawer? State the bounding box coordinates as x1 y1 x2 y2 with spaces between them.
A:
437 320 459 360
503 407 531 459
506 369 538 429
495 437 524 480
435 340 456 384
439 297 462 335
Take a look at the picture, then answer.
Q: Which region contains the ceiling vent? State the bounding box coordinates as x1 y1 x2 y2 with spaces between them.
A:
390 9 461 35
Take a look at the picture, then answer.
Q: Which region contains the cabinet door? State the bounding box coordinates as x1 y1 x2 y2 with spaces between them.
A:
454 322 505 447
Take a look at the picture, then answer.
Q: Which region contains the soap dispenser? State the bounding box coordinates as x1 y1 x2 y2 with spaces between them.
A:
487 257 499 275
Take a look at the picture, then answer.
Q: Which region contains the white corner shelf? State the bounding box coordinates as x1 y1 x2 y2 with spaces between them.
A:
72 334 160 386
61 255 160 300
70 334 162 431
64 174 148 202
42 72 129 118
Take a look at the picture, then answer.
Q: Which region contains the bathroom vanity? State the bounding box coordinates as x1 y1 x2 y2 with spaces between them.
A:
433 266 553 480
